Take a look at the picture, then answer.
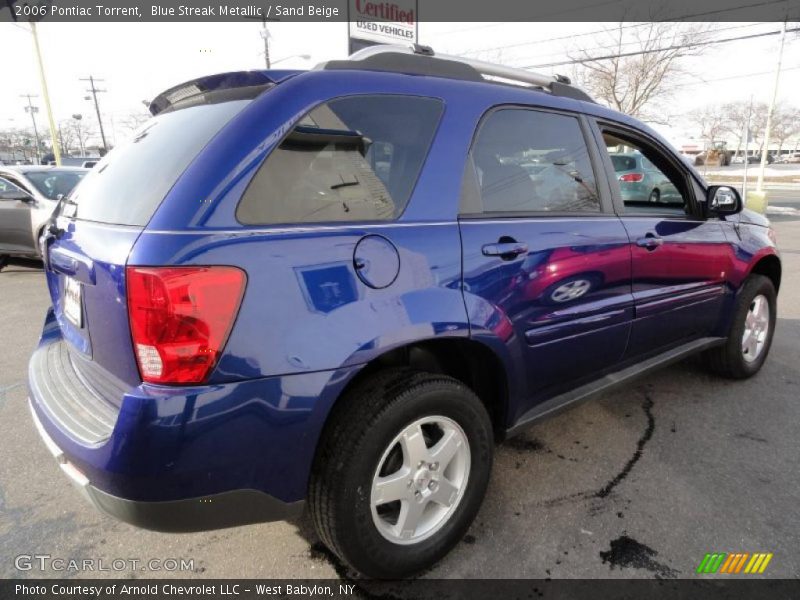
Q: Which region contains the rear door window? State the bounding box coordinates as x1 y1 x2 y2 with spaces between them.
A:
236 95 444 225
469 108 601 214
69 99 251 226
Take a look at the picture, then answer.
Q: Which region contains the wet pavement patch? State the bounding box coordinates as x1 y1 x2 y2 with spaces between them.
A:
308 542 354 580
595 394 655 499
735 431 768 443
504 436 546 452
599 535 678 579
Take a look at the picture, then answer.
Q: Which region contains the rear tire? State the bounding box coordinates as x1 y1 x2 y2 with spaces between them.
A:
309 368 493 578
705 274 776 379
648 189 660 203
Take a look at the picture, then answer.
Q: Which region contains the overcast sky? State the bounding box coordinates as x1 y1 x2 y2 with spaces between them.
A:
1 21 798 148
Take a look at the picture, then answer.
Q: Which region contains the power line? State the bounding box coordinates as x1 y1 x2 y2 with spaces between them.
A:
455 0 792 56
660 64 800 93
458 23 667 57
477 22 770 64
524 26 800 69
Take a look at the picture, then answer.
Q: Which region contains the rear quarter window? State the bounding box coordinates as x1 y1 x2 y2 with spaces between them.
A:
69 99 250 226
610 155 637 172
236 95 444 225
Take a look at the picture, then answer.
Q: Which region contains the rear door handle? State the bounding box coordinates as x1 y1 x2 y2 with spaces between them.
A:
482 242 529 259
636 235 664 251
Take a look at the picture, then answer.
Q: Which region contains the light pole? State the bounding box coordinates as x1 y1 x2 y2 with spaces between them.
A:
742 96 753 199
21 94 42 164
72 114 85 157
756 20 787 192
30 22 62 166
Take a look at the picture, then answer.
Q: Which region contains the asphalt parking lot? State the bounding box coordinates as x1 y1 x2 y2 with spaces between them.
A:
1 216 799 581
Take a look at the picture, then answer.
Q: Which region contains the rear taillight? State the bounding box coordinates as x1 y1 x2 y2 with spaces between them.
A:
126 266 246 385
619 173 644 182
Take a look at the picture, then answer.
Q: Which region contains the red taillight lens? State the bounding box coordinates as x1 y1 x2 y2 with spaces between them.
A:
619 173 644 182
126 266 246 384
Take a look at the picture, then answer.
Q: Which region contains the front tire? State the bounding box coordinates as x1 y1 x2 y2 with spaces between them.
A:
309 369 493 578
705 274 776 378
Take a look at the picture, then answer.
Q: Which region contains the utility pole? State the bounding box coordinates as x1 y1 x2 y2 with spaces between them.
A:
742 96 753 199
757 20 787 192
245 14 274 68
80 75 108 152
260 21 271 68
30 22 62 166
21 94 42 164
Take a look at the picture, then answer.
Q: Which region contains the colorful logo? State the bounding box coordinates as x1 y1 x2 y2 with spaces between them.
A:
696 553 773 574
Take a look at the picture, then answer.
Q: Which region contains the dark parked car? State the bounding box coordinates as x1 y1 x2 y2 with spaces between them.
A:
28 45 780 578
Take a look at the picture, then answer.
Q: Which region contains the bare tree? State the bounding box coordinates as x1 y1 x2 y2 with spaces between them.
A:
65 118 95 156
0 127 38 163
569 22 713 121
119 109 151 135
689 104 728 146
770 104 800 156
56 120 77 156
717 101 769 157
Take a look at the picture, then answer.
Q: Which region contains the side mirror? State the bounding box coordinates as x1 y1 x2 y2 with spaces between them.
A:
0 189 34 203
707 185 742 216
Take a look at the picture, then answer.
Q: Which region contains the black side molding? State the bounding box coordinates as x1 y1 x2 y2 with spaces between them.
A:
506 336 726 437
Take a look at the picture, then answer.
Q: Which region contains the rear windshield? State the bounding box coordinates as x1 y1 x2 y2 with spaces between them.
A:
610 155 637 172
236 95 444 225
68 100 249 226
24 170 86 200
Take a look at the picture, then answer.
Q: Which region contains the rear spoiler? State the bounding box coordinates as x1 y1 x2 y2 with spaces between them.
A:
148 70 301 116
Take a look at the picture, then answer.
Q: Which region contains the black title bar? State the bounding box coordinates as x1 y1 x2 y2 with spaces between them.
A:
2 0 799 22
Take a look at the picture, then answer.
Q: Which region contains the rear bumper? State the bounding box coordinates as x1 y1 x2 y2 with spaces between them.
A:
28 400 302 531
27 310 360 528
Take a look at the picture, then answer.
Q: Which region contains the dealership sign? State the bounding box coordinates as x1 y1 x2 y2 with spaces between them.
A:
347 0 418 53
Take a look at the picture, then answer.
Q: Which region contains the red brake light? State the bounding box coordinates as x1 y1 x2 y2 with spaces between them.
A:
126 266 246 384
619 173 644 182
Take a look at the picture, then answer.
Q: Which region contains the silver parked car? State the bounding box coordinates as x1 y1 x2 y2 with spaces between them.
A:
0 166 87 259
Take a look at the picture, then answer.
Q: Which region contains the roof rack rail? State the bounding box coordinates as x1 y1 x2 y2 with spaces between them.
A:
320 44 595 103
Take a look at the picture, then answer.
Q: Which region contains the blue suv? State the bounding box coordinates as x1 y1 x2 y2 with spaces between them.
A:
28 45 780 578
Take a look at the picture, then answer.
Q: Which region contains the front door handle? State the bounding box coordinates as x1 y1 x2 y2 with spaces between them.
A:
482 241 529 260
636 234 663 251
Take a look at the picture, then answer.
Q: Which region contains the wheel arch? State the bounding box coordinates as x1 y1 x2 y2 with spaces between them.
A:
322 337 511 442
748 253 781 293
